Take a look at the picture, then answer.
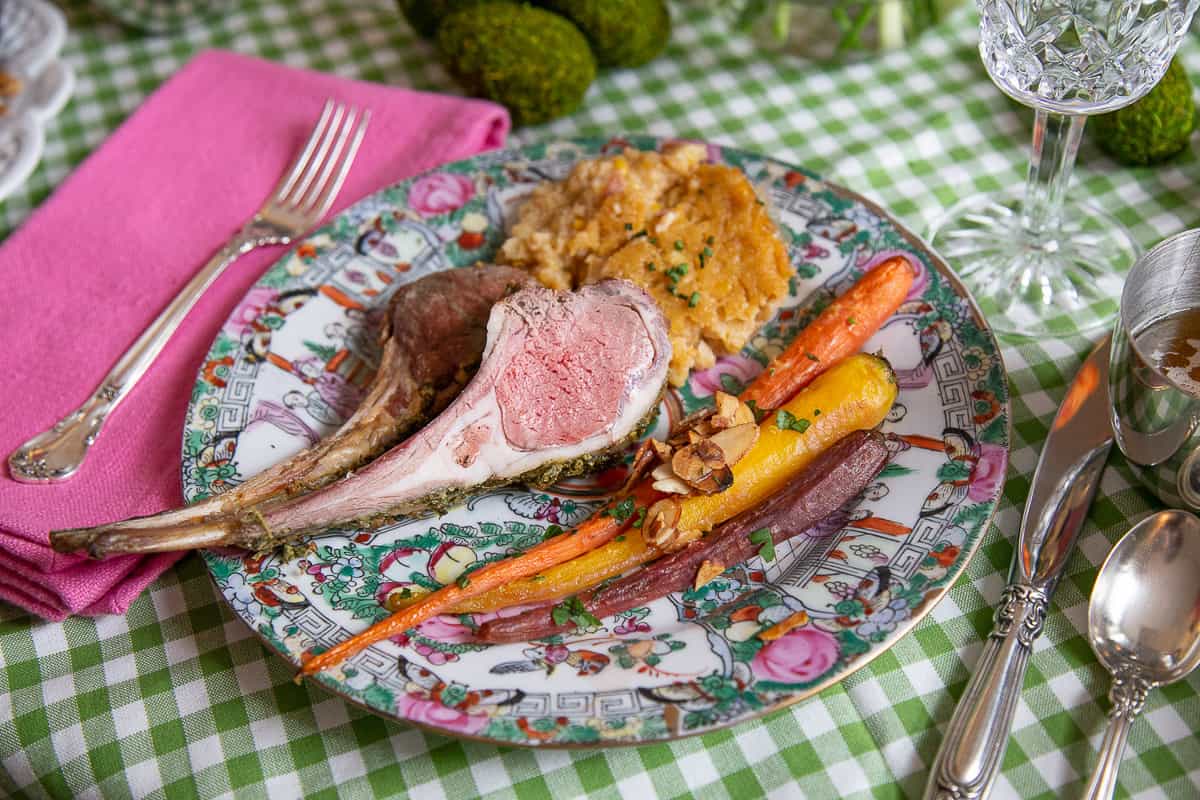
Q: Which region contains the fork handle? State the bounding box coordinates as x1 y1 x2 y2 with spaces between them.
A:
8 227 265 483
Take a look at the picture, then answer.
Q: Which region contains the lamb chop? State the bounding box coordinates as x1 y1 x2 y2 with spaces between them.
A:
55 279 672 556
51 264 532 557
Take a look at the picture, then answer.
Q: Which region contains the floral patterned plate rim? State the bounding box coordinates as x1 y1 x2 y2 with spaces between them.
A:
185 136 1009 747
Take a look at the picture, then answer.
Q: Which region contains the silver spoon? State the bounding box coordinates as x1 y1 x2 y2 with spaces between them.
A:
1081 509 1200 800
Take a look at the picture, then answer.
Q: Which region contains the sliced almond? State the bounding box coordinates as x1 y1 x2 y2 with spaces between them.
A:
733 402 756 427
694 559 726 591
690 465 733 495
652 475 691 495
651 463 676 482
672 439 722 482
620 439 658 494
686 429 704 445
650 439 673 462
708 423 759 466
712 392 741 429
644 498 682 546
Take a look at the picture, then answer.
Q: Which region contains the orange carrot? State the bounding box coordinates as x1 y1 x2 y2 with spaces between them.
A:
299 481 662 676
740 256 914 412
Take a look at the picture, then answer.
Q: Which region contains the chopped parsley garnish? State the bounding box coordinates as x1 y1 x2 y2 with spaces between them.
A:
746 399 766 423
805 352 820 362
456 573 471 589
688 291 701 308
648 235 659 245
847 315 857 326
397 587 413 599
631 228 648 239
674 240 684 251
645 261 656 271
632 506 646 528
551 595 601 629
701 246 713 259
624 222 633 231
604 497 636 521
542 524 564 541
665 262 690 295
615 535 626 542
776 409 812 434
706 235 715 245
749 528 775 562
813 409 821 416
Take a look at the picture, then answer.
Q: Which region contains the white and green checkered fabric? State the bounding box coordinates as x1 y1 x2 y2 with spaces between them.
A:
2 1 1199 797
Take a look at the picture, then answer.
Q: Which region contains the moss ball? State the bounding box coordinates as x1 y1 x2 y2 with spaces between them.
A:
1092 58 1195 166
437 2 597 126
397 0 489 38
538 0 671 68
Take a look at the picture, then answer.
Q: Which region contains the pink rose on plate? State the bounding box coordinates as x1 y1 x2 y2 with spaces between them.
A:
690 354 764 398
395 693 488 736
222 286 277 338
409 172 474 216
968 443 1007 502
752 626 840 685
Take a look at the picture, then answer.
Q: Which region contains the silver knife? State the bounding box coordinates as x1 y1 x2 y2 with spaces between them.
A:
923 335 1114 800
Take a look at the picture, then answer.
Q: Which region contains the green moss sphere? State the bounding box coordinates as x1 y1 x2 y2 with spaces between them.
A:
538 0 671 68
397 0 489 38
1092 58 1195 166
437 3 597 126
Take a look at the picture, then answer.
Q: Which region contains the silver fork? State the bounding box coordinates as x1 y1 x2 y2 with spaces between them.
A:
9 100 370 484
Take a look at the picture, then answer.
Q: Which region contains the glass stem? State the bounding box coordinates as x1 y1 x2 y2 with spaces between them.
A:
1021 110 1087 241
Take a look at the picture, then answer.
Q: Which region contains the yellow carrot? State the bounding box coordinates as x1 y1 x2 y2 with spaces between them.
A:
450 533 651 613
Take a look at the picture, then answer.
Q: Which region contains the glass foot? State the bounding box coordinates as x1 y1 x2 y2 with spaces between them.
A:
927 191 1138 337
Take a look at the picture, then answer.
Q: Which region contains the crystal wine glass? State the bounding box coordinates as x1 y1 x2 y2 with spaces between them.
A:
928 0 1199 336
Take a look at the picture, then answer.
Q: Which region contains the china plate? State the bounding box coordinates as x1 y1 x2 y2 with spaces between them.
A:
0 0 73 202
186 137 1009 747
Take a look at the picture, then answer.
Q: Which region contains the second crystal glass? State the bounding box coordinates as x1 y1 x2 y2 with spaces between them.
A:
929 0 1199 336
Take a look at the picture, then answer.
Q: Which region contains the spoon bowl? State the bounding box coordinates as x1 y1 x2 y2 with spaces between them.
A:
1082 509 1200 800
1089 509 1200 683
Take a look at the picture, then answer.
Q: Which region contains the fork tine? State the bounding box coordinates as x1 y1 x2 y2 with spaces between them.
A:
309 109 370 221
295 106 357 215
285 102 346 208
304 108 369 221
271 100 333 202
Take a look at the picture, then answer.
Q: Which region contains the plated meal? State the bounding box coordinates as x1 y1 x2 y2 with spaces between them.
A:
51 137 1010 746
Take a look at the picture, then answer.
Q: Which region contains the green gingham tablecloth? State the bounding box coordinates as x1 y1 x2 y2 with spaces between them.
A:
2 1 1199 797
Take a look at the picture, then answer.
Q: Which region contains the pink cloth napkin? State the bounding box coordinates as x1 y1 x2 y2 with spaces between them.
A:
0 50 509 621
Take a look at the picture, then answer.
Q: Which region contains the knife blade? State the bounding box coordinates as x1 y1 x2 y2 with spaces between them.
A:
923 335 1114 800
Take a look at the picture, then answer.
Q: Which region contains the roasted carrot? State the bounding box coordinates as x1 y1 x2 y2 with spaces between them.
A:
298 481 660 677
740 255 914 411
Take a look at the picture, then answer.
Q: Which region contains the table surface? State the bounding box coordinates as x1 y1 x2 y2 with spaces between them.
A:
2 1 1199 798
